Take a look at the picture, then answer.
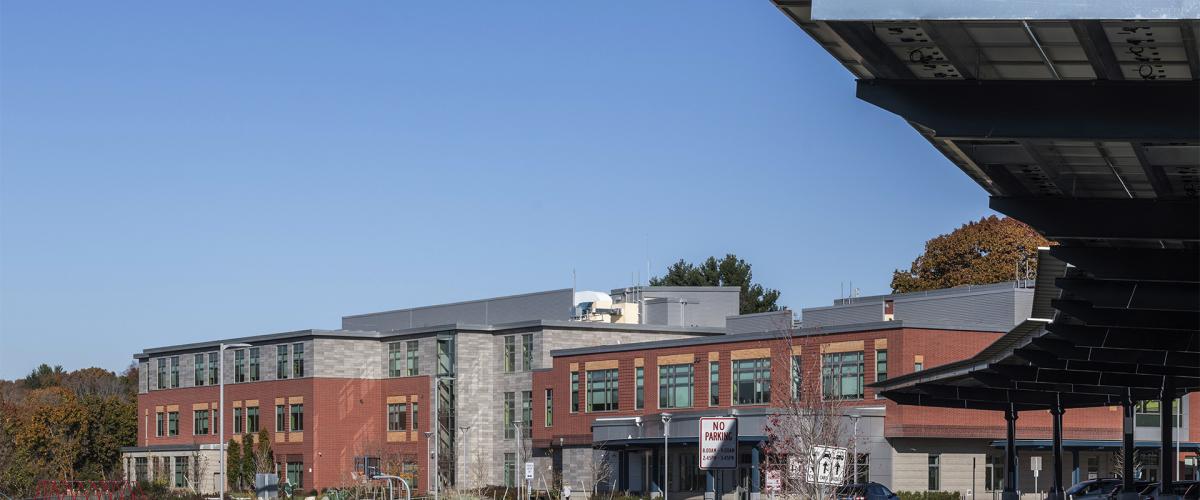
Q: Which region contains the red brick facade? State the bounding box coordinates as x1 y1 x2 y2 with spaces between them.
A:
137 375 431 492
532 326 1199 447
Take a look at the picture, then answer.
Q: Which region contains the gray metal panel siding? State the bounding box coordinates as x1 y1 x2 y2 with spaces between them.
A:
1013 288 1034 324
802 302 882 328
725 310 794 335
342 289 572 331
645 301 669 325
639 288 739 327
893 290 1015 330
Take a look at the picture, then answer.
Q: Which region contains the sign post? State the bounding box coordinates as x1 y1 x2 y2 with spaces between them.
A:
1031 456 1042 497
699 417 738 470
525 462 534 500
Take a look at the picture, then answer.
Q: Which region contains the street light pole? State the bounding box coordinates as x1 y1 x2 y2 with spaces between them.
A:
218 342 250 499
662 413 672 500
847 414 860 483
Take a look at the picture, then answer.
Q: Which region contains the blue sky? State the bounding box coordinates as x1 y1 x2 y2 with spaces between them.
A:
0 2 990 379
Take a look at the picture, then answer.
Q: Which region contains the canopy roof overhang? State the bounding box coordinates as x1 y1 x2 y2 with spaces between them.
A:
774 1 1200 412
988 440 1200 452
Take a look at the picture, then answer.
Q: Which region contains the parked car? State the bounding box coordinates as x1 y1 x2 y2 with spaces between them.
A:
1137 480 1200 499
835 482 899 500
1102 480 1154 498
1066 478 1152 499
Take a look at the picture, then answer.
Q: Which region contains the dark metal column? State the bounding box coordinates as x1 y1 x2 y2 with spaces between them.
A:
1004 406 1019 500
1161 378 1177 497
750 446 761 500
1050 402 1065 500
1121 399 1137 496
1071 449 1080 486
705 470 715 500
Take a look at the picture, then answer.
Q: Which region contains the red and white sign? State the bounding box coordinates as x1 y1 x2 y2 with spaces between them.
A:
699 417 738 470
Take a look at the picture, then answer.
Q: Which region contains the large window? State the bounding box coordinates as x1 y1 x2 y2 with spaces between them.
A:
411 402 419 430
135 457 148 482
732 358 771 405
292 343 305 378
290 404 304 431
503 392 516 439
791 355 802 401
822 352 864 400
503 336 516 373
174 456 188 488
194 354 206 386
248 347 260 382
659 364 694 409
875 350 888 382
193 410 210 431
544 389 554 427
570 371 580 413
156 411 164 437
170 356 179 388
852 453 870 484
985 455 1004 491
406 340 419 376
522 334 534 371
246 406 259 432
437 334 455 377
277 345 290 379
587 369 620 412
522 391 533 436
208 353 218 385
233 407 242 434
276 405 286 432
286 461 303 489
928 454 940 491
388 403 408 431
1135 400 1182 427
710 362 719 406
388 342 403 377
167 412 179 436
157 358 166 389
234 349 246 383
635 367 645 410
503 453 516 487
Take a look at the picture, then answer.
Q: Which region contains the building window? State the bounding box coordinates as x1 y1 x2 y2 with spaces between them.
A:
207 352 218 385
635 367 645 410
587 368 620 412
246 406 259 432
157 359 166 389
710 361 720 406
194 409 210 435
522 390 533 436
277 345 290 379
406 340 419 376
234 349 246 383
791 355 802 401
503 453 516 487
135 457 148 482
290 404 303 431
1135 400 1182 427
233 407 243 434
570 371 580 413
914 355 924 372
286 461 303 489
194 354 206 386
985 455 1004 491
170 356 179 388
437 334 455 376
388 403 408 431
276 405 285 432
411 402 419 430
928 454 940 491
853 453 870 484
1087 455 1100 480
503 392 516 439
248 347 260 382
658 364 694 409
167 412 179 436
732 358 771 405
544 389 554 427
676 452 701 491
292 343 305 377
522 333 534 371
156 412 164 437
876 350 888 382
503 336 516 373
174 456 188 488
388 342 403 377
822 352 864 400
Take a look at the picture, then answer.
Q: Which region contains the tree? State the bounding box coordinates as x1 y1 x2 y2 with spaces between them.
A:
891 216 1050 293
650 254 782 314
255 428 274 473
241 434 257 489
227 437 243 491
22 364 66 390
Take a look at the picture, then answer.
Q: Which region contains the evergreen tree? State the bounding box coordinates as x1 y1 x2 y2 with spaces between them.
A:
226 437 243 491
241 434 257 489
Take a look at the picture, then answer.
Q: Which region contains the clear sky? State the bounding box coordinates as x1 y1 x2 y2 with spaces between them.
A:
0 2 992 380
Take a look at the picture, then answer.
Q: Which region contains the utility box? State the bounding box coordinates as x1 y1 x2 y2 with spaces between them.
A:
255 473 279 499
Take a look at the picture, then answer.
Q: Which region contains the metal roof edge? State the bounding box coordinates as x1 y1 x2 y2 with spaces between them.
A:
341 288 573 319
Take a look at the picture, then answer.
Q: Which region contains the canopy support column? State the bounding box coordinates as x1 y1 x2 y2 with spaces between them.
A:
1004 405 1019 500
1161 378 1178 499
1119 398 1139 499
1049 401 1065 500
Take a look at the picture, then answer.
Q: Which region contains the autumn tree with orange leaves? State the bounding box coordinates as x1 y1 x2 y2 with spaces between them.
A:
891 216 1050 293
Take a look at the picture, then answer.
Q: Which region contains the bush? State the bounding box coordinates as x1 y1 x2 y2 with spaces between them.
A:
896 492 962 500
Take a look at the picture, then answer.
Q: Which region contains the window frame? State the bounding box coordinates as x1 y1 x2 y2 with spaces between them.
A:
233 407 243 434
503 392 516 439
928 453 941 491
248 347 260 382
406 340 419 376
290 403 304 432
170 356 179 388
387 403 408 432
522 333 534 371
586 368 620 412
570 371 580 413
709 361 720 406
791 355 802 401
658 363 694 409
821 351 865 401
635 366 645 410
544 388 554 427
292 343 305 378
732 358 771 406
276 404 286 432
194 354 206 386
503 336 516 373
167 411 179 436
277 345 290 379
234 349 246 383
246 406 259 432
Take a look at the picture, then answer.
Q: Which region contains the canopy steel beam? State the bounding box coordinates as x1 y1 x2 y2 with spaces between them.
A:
1054 278 1200 312
1053 299 1200 331
1045 323 1200 352
1049 247 1200 283
914 383 1116 407
990 197 1200 241
856 79 1200 141
827 22 915 80
1069 21 1124 81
